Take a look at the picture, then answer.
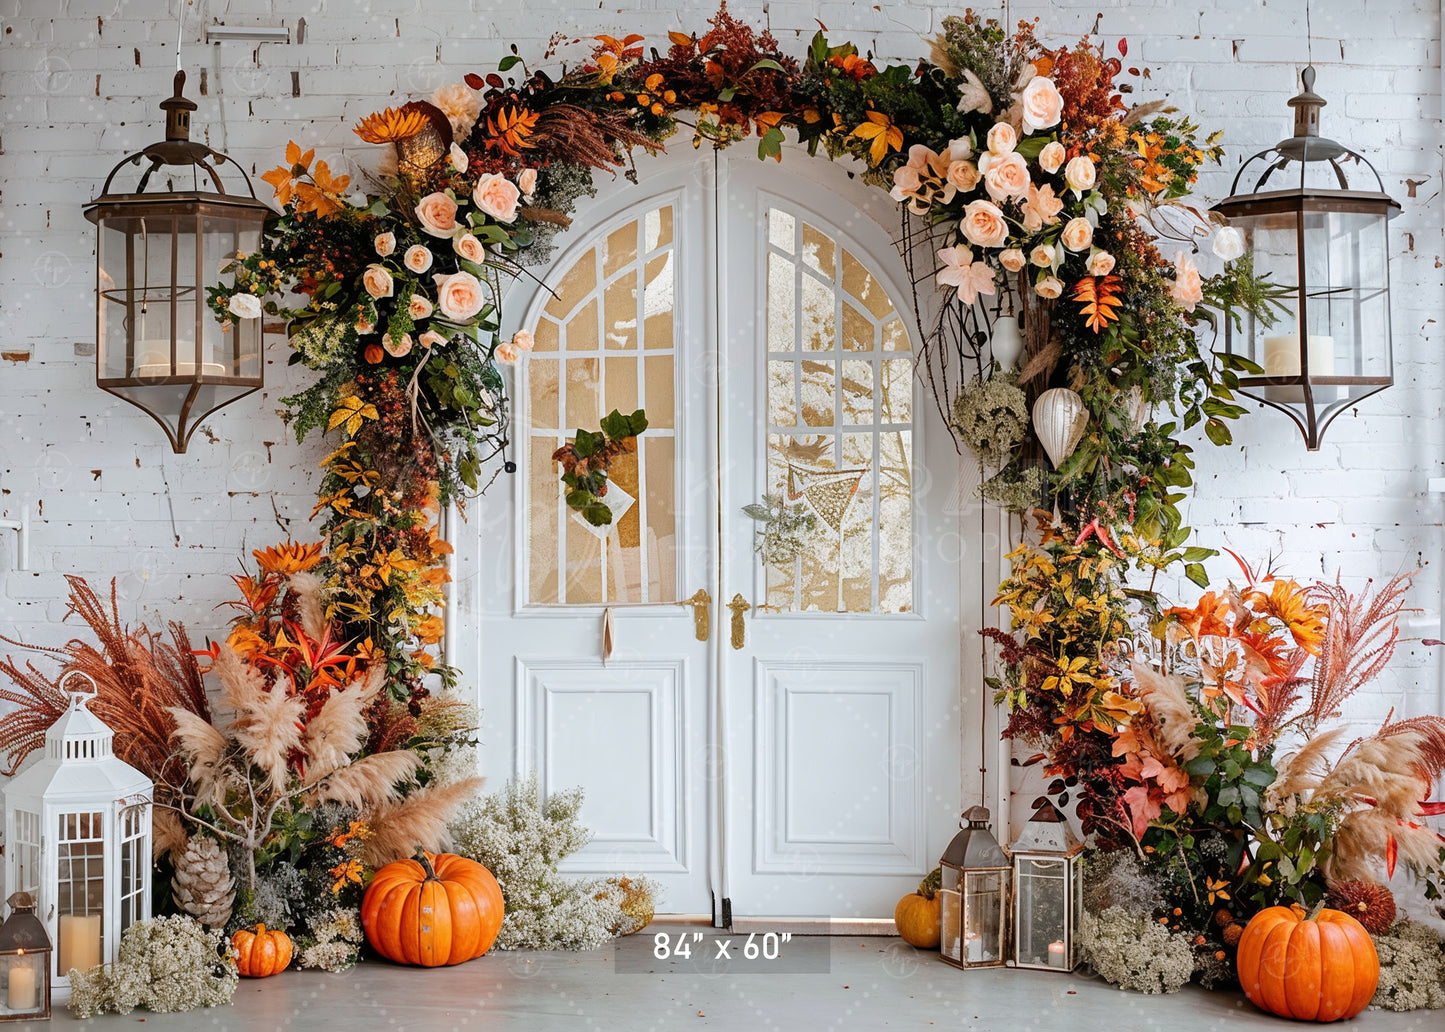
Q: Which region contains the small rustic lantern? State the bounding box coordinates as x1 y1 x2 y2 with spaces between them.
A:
937 806 1010 969
83 70 272 452
1009 800 1083 972
0 893 51 1022
1212 65 1400 449
2 674 153 997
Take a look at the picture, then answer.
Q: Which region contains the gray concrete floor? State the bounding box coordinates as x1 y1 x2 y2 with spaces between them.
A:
22 935 1443 1031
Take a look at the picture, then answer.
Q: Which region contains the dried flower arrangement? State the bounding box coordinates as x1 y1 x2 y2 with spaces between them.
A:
1370 920 1445 1011
66 915 238 1019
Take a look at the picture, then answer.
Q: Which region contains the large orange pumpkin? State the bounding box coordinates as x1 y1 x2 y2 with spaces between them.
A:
1236 904 1379 1022
232 923 292 977
361 852 505 967
894 869 942 949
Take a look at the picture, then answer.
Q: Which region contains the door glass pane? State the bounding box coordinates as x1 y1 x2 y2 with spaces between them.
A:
527 205 679 605
762 208 914 614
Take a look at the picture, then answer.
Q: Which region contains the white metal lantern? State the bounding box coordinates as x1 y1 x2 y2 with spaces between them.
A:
937 806 1010 969
2 674 153 997
1009 800 1083 972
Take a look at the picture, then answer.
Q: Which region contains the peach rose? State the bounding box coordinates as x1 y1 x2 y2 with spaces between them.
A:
1170 250 1203 312
1030 244 1056 268
1087 251 1116 276
959 199 1009 249
1039 140 1067 175
495 340 519 364
1064 155 1096 195
431 82 482 138
404 245 433 274
362 264 394 300
419 329 448 349
946 159 981 193
454 233 486 264
517 168 538 199
374 232 396 257
986 121 1017 155
356 312 375 335
1020 76 1064 132
983 151 1030 202
1035 275 1064 300
472 172 521 224
414 192 459 237
384 332 413 358
512 329 535 351
433 271 486 321
890 163 923 203
999 248 1026 272
408 294 434 319
449 143 469 173
1060 217 1094 252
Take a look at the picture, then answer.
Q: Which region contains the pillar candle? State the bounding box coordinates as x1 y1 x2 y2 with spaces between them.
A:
58 914 101 975
1261 333 1335 377
7 963 36 1010
1048 941 1066 968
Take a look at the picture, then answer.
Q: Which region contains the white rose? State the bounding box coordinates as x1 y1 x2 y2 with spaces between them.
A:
449 143 469 173
1019 76 1064 132
517 167 538 200
404 245 433 274
946 137 973 163
454 233 487 264
986 121 1017 155
362 264 394 300
1086 251 1116 276
1212 226 1246 262
1060 217 1094 252
1038 140 1067 175
227 293 261 319
1064 155 1096 195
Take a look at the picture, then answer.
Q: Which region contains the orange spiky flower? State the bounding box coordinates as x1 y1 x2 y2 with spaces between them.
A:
481 105 540 157
353 106 430 144
1072 274 1124 333
253 541 326 576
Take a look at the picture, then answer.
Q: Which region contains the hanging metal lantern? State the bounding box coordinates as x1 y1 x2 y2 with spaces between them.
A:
1212 66 1399 450
83 70 273 452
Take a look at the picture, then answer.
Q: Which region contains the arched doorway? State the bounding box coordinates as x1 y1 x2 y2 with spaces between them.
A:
456 148 983 923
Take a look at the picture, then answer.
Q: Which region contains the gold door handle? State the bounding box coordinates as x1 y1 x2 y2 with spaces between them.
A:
726 594 752 650
677 588 711 642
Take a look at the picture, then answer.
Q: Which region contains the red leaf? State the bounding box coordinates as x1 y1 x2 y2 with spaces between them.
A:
1386 834 1398 878
1417 800 1445 815
1117 38 1128 57
464 72 486 90
486 73 505 89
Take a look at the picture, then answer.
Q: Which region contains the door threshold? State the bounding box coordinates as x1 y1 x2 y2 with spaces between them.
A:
650 914 897 936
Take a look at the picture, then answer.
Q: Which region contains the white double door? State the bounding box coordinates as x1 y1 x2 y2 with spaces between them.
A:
458 149 977 921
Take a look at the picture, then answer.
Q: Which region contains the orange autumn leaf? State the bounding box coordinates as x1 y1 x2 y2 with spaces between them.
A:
483 105 540 157
1246 578 1328 654
667 30 694 48
354 106 429 144
850 110 903 166
1072 274 1124 333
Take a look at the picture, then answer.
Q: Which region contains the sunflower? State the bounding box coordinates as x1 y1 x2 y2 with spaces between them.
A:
253 540 326 575
353 106 430 144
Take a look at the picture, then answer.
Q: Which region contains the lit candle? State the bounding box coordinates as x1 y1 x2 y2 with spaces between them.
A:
1261 333 1335 377
58 914 101 976
965 932 983 963
1048 941 1066 968
133 341 225 378
7 962 36 1010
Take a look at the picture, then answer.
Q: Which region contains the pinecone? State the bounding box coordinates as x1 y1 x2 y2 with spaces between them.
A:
171 837 235 930
1325 879 1397 936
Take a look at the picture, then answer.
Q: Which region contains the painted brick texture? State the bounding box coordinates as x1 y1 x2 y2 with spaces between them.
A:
0 0 1440 738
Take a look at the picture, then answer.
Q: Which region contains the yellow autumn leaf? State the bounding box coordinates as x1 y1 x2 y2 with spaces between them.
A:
849 110 902 166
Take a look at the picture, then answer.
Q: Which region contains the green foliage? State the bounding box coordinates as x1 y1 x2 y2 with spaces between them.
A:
555 409 648 526
742 492 818 565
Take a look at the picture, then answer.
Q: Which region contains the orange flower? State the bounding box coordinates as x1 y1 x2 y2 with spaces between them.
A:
253 540 325 575
353 106 429 144
1246 578 1327 654
416 613 445 645
293 160 351 218
260 140 314 207
223 625 268 662
482 105 539 157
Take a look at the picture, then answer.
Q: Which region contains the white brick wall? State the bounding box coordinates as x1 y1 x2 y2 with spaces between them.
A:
0 0 1440 735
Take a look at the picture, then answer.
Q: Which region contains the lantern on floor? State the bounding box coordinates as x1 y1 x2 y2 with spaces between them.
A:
1212 65 1399 450
937 806 1009 969
82 70 272 453
0 893 51 1022
1009 800 1083 972
2 674 153 997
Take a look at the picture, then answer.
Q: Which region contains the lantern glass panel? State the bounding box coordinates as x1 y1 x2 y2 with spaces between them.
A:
939 887 962 963
118 806 148 935
0 950 46 1017
1070 857 1083 962
55 812 105 980
1016 857 1067 968
201 213 264 379
8 813 39 901
961 870 1003 964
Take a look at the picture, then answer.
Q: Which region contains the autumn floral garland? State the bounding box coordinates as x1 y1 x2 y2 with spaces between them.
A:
217 5 1278 700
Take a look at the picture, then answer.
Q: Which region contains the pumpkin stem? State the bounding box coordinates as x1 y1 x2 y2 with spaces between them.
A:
416 851 439 881
255 923 266 936
918 866 942 900
1305 900 1327 922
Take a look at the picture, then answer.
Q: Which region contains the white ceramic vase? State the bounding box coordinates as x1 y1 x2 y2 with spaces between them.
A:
1032 387 1089 469
990 313 1024 372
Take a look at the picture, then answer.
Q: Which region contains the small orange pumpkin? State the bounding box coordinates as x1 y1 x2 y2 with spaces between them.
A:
894 868 942 949
361 852 505 967
1236 904 1379 1022
231 923 292 977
